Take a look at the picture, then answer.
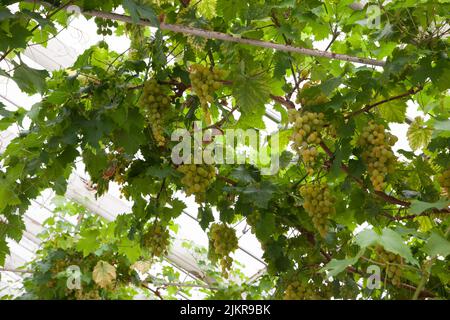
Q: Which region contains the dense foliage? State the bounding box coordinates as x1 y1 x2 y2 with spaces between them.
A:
17 198 270 300
0 0 449 299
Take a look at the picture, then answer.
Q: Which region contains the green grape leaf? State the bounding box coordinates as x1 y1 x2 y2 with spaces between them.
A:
379 228 418 265
0 180 21 212
407 117 432 151
216 0 247 20
254 212 276 242
354 229 379 248
198 206 214 230
320 249 365 277
241 181 276 209
0 239 9 266
422 232 450 258
377 100 407 123
12 62 49 95
232 73 271 119
0 103 26 130
354 228 418 265
409 199 449 215
123 0 159 26
118 237 142 263
76 229 100 257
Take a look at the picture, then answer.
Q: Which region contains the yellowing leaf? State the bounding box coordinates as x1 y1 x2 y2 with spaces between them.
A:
407 117 432 151
131 260 152 274
196 0 216 19
92 261 116 289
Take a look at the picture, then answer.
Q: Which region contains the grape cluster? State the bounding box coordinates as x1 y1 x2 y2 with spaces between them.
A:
288 110 325 173
296 82 329 107
75 289 101 300
375 246 403 287
438 168 450 196
139 79 172 147
142 221 171 258
177 164 216 203
94 17 118 36
208 223 239 277
125 23 147 60
103 149 129 184
189 64 226 106
246 211 261 234
358 121 397 191
284 280 317 300
299 183 335 238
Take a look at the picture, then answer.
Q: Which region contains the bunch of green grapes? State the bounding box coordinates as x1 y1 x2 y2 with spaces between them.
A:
142 221 171 258
375 246 403 287
288 110 325 173
103 148 129 184
94 17 118 36
177 164 216 202
74 289 101 300
125 23 147 60
246 211 261 234
208 223 239 278
438 168 450 196
299 183 335 238
189 64 226 106
358 121 397 191
284 280 318 300
296 82 329 107
139 79 172 147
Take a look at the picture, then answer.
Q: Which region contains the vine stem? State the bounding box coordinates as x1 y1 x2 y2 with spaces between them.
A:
412 226 450 300
319 141 450 214
346 86 424 119
24 0 385 67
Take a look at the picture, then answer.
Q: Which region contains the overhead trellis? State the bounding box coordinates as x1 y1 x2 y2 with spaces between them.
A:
26 0 385 67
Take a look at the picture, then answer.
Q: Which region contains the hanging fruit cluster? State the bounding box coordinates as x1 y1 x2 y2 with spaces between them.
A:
299 183 335 238
139 79 172 147
375 246 403 287
142 221 171 259
246 210 261 234
94 17 118 36
177 163 216 203
288 109 325 174
125 23 147 60
358 121 397 191
189 64 226 107
208 223 239 278
74 290 102 300
283 279 318 300
438 168 450 196
296 82 329 107
103 148 129 184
